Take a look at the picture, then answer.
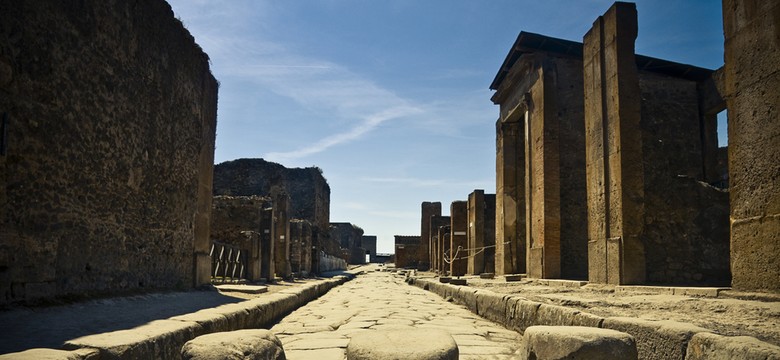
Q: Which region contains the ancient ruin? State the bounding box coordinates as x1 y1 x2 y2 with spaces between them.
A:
0 0 217 305
1 0 778 358
467 190 496 275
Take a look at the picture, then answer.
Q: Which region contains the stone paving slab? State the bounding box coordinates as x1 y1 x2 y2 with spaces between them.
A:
214 284 269 294
271 265 523 360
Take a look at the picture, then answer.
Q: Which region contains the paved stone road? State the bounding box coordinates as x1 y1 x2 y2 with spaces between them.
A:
271 265 522 359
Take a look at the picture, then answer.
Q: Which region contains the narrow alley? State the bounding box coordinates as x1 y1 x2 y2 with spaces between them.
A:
271 265 522 359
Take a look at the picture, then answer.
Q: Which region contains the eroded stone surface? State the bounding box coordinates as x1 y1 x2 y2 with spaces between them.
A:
181 329 285 360
347 329 457 360
521 326 637 360
271 265 521 360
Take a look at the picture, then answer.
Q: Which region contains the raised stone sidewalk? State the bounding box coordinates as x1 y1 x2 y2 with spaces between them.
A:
0 273 356 360
409 276 780 360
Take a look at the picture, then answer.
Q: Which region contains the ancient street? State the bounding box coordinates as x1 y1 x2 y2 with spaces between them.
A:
271 265 522 359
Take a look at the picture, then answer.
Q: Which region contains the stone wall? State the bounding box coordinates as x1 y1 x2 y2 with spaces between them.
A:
212 158 337 258
211 196 273 282
583 2 729 285
394 235 421 269
723 0 780 292
638 72 730 285
329 222 365 265
430 215 451 273
0 0 217 304
361 235 377 263
290 220 313 276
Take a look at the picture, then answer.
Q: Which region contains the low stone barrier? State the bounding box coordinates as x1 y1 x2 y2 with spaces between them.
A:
521 326 637 359
409 277 780 360
181 329 285 359
0 275 353 360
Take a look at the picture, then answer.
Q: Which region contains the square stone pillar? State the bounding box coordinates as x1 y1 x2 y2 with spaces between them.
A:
273 194 291 280
524 66 562 280
430 215 450 274
260 206 275 281
495 117 526 275
421 202 441 271
583 2 645 285
723 0 780 292
437 225 451 274
450 201 468 277
467 190 496 275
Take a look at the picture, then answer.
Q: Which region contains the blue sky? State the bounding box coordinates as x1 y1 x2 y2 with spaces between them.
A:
168 1 725 253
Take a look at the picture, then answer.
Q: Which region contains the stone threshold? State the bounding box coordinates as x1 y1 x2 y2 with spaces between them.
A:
409 277 780 360
0 274 356 360
215 284 269 294
615 285 729 298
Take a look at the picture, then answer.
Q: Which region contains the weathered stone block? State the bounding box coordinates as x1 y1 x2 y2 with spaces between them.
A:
181 329 285 360
506 297 542 332
475 291 509 324
535 304 603 328
0 348 98 360
521 326 637 360
63 320 205 359
347 329 458 360
601 317 709 360
685 332 780 360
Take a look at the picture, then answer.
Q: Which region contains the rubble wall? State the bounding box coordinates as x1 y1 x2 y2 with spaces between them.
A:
0 0 217 304
638 73 730 285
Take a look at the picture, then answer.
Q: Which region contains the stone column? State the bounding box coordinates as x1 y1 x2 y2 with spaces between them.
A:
723 0 780 292
260 206 275 281
495 116 526 275
273 194 291 280
467 190 485 275
583 2 645 284
421 202 442 271
525 67 562 280
430 215 450 274
450 201 468 277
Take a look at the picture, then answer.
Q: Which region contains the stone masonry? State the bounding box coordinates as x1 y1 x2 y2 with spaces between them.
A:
0 0 217 305
583 2 729 285
394 235 421 269
420 202 441 271
490 32 589 280
723 0 780 292
430 215 451 274
210 196 275 282
450 201 468 277
361 235 377 263
330 222 366 265
467 190 496 275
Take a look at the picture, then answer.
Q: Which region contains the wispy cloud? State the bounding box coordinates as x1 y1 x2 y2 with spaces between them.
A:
360 176 493 189
169 2 428 161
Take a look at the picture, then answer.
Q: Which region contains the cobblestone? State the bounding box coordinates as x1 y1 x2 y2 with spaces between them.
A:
271 266 522 359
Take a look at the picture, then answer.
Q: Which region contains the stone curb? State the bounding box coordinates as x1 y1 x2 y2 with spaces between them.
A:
409 277 780 360
1 275 354 360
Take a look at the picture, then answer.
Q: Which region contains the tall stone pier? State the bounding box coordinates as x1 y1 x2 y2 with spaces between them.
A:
723 0 780 292
430 215 451 274
273 194 292 280
420 202 441 271
494 114 526 275
450 201 468 277
467 190 496 275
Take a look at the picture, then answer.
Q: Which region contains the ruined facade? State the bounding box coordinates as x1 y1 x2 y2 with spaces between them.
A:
290 220 313 277
329 222 366 265
361 235 377 263
210 196 274 282
467 190 496 275
582 3 729 285
490 33 589 280
0 0 217 304
394 236 422 269
723 0 780 292
489 3 731 286
212 159 337 259
430 215 451 274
